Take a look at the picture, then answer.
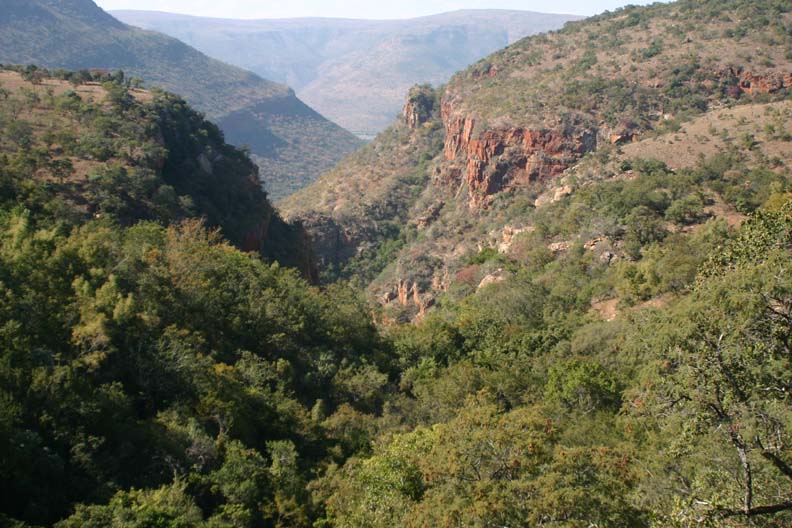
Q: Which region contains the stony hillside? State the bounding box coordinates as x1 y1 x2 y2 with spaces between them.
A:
0 0 362 200
282 0 792 319
112 9 581 138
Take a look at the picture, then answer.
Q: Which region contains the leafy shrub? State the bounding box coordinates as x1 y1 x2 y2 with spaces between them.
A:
545 359 622 412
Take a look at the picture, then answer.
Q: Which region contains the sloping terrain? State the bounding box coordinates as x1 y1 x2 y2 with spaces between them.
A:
0 67 393 527
0 0 362 200
0 66 312 273
275 4 792 521
112 9 581 138
283 0 792 316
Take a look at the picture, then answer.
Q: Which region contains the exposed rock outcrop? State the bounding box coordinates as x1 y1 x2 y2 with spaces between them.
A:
441 98 597 208
255 212 320 283
606 120 639 145
738 71 792 96
477 269 510 291
379 279 436 319
290 212 358 272
436 65 792 211
242 212 273 253
721 67 792 96
498 226 534 254
402 85 437 129
548 241 572 253
416 201 444 229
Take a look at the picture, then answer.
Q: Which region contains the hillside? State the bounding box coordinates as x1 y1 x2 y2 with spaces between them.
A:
0 67 394 527
0 0 362 200
112 9 581 138
278 1 792 524
283 0 792 314
0 66 312 273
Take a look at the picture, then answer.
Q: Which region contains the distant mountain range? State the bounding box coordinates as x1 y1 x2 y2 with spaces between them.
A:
112 9 582 138
0 0 363 200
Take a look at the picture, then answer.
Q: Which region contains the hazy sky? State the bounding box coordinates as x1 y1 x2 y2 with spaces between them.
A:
95 0 663 19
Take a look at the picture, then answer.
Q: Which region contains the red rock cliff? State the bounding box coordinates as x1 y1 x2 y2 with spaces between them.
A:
441 97 597 208
402 85 437 129
721 67 792 96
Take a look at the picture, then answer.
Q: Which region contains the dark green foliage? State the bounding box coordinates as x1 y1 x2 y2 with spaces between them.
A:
0 216 388 527
624 205 792 524
544 359 622 412
0 69 385 527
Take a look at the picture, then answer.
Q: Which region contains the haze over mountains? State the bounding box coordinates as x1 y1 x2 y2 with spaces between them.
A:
0 0 362 200
112 9 582 138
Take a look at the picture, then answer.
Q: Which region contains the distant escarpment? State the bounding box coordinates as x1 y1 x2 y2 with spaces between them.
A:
113 9 582 138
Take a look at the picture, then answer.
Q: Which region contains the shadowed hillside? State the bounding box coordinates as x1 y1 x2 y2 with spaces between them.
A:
0 0 362 200
0 66 313 272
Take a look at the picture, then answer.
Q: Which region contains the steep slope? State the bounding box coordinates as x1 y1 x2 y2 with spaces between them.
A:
0 66 313 275
282 0 792 318
0 0 362 200
112 9 581 138
0 66 393 528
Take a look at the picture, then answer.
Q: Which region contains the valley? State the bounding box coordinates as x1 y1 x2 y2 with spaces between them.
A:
1 0 792 527
112 9 582 139
0 0 362 201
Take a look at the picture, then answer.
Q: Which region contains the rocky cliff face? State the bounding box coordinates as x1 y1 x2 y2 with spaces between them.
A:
402 85 438 129
440 97 597 208
724 67 792 96
242 209 274 253
379 279 436 320
291 212 359 273
435 66 792 210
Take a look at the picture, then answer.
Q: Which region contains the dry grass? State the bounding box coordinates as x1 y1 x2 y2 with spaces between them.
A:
591 297 619 321
446 2 792 131
0 71 153 103
618 100 792 170
0 71 152 190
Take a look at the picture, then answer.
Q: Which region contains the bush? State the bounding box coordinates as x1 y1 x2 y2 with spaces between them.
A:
545 359 622 412
665 194 705 225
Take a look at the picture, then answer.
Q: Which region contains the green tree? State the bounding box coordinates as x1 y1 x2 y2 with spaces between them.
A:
633 206 792 523
324 395 645 527
545 359 622 412
49 158 74 183
56 481 204 528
